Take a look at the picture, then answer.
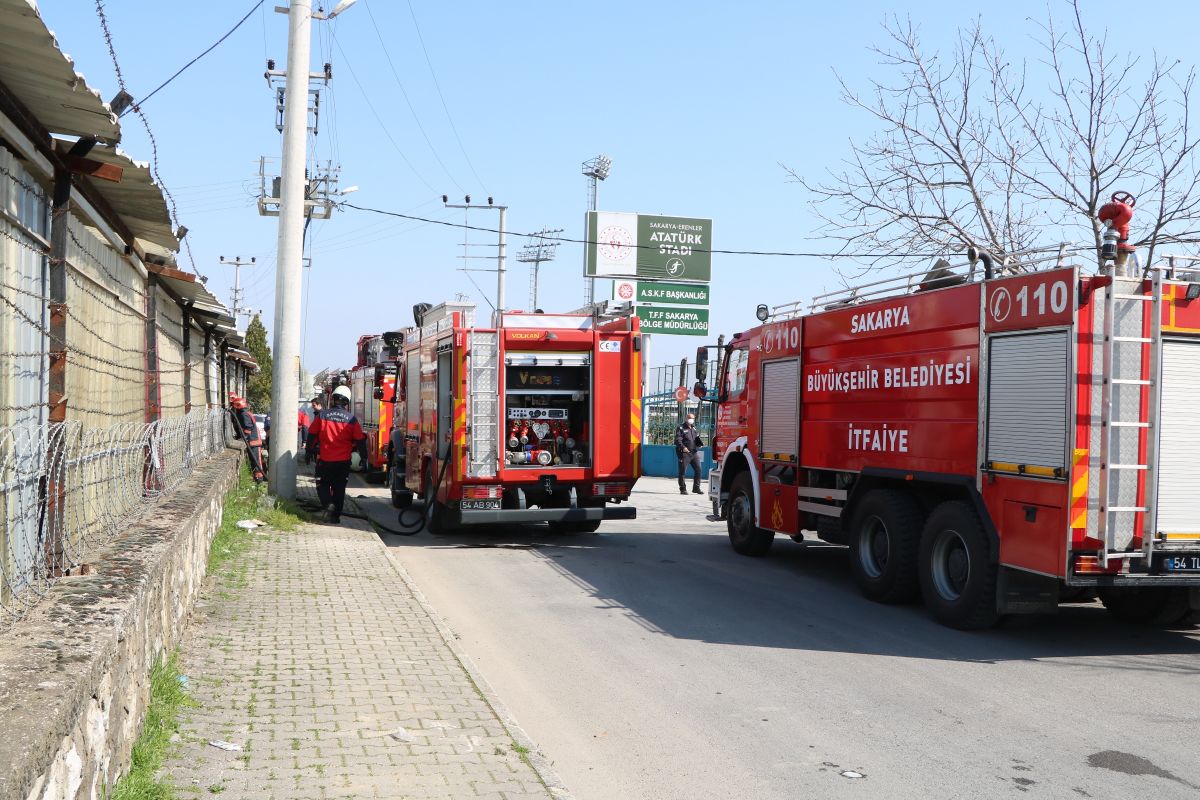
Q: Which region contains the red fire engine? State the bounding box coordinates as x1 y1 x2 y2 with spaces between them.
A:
348 331 407 483
702 244 1200 629
393 300 641 533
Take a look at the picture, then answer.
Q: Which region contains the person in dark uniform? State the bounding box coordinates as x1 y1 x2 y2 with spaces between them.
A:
307 385 367 523
228 395 266 482
675 412 704 495
304 397 324 464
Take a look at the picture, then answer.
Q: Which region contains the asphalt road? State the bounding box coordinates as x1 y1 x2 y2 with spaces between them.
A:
350 475 1200 800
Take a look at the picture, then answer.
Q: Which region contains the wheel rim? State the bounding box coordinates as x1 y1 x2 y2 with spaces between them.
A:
729 493 752 539
930 528 970 601
858 514 890 579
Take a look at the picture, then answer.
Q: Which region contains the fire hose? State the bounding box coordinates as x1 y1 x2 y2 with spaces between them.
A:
394 442 454 534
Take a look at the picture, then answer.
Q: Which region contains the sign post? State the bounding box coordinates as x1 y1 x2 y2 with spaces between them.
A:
586 212 713 282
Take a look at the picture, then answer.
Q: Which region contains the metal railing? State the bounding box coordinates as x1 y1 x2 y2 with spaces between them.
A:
0 408 231 626
763 243 1084 321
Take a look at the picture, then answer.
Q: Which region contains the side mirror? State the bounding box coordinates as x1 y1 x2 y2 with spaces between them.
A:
695 347 709 381
693 380 707 399
372 387 384 400
373 364 386 387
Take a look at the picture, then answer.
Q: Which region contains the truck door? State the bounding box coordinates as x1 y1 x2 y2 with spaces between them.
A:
436 348 453 462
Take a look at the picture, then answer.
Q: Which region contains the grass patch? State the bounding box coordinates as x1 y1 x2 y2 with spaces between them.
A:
112 652 194 800
208 464 308 575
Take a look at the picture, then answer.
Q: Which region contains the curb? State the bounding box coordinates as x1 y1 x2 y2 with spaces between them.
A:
343 492 576 800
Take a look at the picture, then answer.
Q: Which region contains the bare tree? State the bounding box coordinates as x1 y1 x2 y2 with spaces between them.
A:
791 1 1200 269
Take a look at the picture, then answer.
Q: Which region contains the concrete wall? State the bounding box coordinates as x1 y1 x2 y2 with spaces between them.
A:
0 451 240 800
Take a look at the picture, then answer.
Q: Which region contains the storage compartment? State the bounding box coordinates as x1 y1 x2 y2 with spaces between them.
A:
503 354 591 467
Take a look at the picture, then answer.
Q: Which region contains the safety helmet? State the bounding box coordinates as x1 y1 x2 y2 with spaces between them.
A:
332 385 352 402
231 396 247 409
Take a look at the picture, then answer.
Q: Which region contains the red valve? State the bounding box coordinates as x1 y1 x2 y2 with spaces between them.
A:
1098 191 1136 251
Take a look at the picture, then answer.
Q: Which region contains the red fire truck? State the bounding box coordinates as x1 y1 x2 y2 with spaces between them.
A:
393 300 641 533
348 332 407 484
702 247 1200 628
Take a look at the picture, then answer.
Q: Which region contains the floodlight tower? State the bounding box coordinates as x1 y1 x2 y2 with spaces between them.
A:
582 154 611 306
516 228 563 310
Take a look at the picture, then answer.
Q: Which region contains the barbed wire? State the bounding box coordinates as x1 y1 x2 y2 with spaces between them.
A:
0 408 231 627
92 0 197 274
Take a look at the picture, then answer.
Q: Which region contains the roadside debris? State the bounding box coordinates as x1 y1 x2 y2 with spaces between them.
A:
208 740 242 752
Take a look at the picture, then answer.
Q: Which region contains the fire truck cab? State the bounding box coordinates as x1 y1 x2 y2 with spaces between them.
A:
705 250 1200 629
395 301 641 533
348 331 407 484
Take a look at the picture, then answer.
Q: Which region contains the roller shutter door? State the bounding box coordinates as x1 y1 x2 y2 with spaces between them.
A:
760 358 800 460
1156 339 1200 534
986 331 1068 470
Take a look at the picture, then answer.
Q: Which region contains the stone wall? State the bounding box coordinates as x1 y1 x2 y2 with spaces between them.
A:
0 451 241 800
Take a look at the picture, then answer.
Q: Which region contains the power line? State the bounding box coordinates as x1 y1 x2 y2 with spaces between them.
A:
119 0 266 117
331 34 438 193
339 202 940 259
404 0 488 192
364 0 464 193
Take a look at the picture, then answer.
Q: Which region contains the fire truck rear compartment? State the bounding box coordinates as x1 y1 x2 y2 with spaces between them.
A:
503 357 592 468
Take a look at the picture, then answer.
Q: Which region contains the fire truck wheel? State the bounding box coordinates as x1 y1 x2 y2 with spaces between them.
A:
918 501 999 629
727 472 774 557
1097 586 1193 626
849 489 923 604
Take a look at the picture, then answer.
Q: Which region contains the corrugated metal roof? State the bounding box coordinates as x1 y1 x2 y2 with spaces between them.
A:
65 143 179 252
76 143 179 252
146 262 235 330
0 0 120 143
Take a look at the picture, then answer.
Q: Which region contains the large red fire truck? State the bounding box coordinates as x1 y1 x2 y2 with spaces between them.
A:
392 300 641 533
702 245 1200 629
348 332 407 483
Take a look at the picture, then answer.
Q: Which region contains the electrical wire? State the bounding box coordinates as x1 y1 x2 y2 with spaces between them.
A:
339 202 943 259
404 0 488 193
119 0 266 117
331 34 438 193
363 0 464 193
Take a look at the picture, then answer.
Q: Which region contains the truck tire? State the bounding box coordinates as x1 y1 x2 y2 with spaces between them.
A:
389 460 413 509
1098 586 1193 626
364 467 386 485
849 489 923 604
918 501 999 629
726 472 773 556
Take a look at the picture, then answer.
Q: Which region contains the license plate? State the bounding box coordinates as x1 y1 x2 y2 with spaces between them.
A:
1161 555 1200 572
460 499 500 510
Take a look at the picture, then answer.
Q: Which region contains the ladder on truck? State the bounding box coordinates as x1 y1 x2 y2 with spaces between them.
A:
1096 268 1164 566
466 330 500 478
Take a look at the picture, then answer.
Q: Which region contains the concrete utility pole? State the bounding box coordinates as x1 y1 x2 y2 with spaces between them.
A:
266 0 357 499
268 0 312 499
220 255 258 329
443 195 508 320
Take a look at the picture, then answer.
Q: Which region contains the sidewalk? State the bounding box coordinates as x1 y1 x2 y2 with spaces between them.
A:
162 469 567 800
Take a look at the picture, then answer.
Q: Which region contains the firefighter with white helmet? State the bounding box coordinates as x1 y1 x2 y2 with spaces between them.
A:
307 384 367 523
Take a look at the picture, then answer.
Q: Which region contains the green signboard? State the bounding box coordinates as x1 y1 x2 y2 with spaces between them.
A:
614 279 710 306
585 211 713 282
637 306 709 336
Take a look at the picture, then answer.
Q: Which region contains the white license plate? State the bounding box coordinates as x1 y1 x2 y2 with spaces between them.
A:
460 499 500 510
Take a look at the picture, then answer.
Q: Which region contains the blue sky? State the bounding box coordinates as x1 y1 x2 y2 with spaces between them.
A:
36 0 1198 379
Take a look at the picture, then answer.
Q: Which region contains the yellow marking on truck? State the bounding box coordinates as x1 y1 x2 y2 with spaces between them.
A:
1070 448 1088 529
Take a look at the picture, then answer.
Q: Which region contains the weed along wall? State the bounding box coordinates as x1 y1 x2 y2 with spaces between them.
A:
0 451 241 800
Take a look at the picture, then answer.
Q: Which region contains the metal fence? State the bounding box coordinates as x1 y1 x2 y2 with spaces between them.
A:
0 408 230 624
646 358 721 396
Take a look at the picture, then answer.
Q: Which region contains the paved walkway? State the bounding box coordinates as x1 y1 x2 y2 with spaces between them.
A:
163 470 566 800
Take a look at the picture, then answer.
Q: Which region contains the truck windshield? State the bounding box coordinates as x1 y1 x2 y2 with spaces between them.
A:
724 346 749 400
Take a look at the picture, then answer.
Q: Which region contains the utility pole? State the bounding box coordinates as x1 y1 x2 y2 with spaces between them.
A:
516 228 563 311
220 255 258 329
266 0 357 500
443 195 508 321
581 154 611 307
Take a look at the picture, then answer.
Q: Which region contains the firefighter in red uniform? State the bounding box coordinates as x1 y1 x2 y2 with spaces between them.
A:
307 385 367 523
228 395 266 482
